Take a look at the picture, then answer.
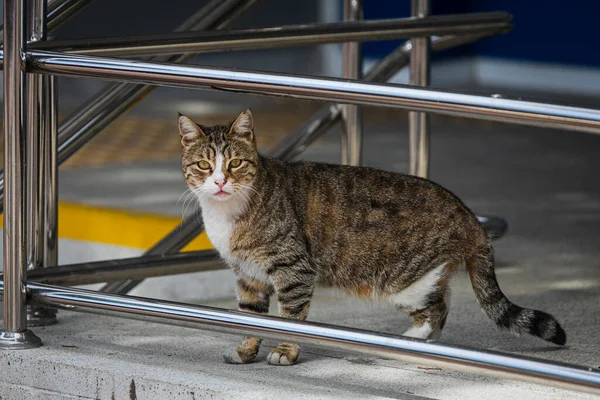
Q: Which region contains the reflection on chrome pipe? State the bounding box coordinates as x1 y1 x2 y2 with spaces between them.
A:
32 12 513 57
43 75 59 268
26 0 58 327
26 75 45 272
20 251 224 286
408 0 431 178
0 0 43 349
6 281 599 394
3 0 28 333
27 50 600 134
340 0 364 167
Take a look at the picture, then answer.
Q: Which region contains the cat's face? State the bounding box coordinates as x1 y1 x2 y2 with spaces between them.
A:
178 110 259 204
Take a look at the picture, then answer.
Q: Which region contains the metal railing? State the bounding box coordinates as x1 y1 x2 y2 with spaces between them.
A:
1 0 599 396
3 280 600 394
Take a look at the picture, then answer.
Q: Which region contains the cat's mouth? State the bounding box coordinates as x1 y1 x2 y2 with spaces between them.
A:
214 189 232 198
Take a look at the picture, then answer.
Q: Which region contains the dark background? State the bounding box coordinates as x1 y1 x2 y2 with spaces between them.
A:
48 0 600 68
363 0 600 67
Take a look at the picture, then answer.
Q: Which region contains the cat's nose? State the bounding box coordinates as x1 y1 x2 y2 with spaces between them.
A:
214 179 227 188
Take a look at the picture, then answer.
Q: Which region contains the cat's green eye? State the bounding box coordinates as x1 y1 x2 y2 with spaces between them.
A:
197 160 211 170
229 159 242 169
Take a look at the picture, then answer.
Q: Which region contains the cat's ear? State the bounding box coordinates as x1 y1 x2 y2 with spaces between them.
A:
178 114 205 148
228 109 254 142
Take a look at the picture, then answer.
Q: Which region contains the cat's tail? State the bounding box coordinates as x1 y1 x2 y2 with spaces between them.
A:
465 242 566 345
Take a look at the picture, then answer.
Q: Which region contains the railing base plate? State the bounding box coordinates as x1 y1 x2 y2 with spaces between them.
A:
0 329 42 350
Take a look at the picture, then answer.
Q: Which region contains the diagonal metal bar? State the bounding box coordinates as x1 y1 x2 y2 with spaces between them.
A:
100 33 494 295
46 0 96 34
99 217 207 293
0 0 259 214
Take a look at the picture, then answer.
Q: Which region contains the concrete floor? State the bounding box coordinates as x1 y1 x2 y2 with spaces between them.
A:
2 86 600 398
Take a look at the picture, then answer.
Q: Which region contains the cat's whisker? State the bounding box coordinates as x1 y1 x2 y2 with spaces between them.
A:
179 197 196 224
236 186 256 207
181 191 196 211
240 183 262 199
238 185 262 208
180 190 207 227
236 182 257 195
177 188 195 215
238 192 252 207
176 188 193 206
181 186 204 222
181 190 198 218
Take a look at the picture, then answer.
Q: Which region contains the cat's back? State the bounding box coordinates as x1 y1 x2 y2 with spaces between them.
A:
261 157 483 257
262 157 471 216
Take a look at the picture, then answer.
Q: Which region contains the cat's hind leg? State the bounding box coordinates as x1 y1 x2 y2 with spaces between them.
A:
403 290 450 340
223 278 273 364
389 263 452 341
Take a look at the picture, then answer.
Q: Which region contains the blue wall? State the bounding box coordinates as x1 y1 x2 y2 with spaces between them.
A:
362 0 600 68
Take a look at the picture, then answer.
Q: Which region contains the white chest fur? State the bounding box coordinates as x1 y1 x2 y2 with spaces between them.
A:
202 208 234 258
200 200 271 284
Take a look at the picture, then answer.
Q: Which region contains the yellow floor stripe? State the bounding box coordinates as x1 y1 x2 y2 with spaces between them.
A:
0 202 214 252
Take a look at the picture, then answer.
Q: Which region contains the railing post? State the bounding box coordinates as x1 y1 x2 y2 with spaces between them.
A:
26 0 58 327
0 0 42 348
340 0 364 166
408 0 431 178
44 76 59 270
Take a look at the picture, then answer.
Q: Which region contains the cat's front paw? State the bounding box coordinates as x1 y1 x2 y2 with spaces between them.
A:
222 347 259 364
223 337 262 364
266 342 300 366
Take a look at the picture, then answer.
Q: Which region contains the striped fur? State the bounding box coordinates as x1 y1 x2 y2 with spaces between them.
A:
178 110 567 366
466 243 566 345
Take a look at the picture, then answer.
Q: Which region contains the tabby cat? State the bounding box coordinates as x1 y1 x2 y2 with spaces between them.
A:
178 109 566 366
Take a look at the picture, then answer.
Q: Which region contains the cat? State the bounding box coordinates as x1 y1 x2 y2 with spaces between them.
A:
178 109 566 366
